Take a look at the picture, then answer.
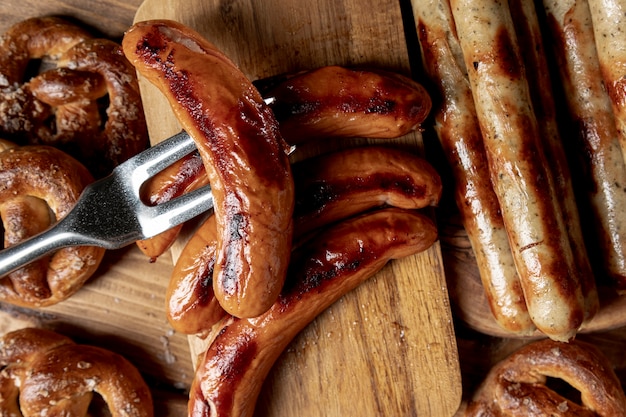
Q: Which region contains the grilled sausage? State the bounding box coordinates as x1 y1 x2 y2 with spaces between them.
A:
122 20 295 318
542 0 626 290
188 207 438 417
414 0 534 335
261 66 432 144
292 145 442 236
166 146 442 335
508 0 598 321
450 0 586 341
136 151 207 261
136 65 434 260
588 0 626 164
165 214 222 336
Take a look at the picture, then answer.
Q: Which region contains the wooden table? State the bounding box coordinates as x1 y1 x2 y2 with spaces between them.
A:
2 1 626 416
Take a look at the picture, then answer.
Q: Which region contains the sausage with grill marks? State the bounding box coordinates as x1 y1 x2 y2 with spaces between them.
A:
188 208 438 417
450 0 586 341
414 0 534 335
123 19 295 318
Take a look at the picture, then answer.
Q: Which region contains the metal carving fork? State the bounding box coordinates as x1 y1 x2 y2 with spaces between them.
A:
0 130 212 278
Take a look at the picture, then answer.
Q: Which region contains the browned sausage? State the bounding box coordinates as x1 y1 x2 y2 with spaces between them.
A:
188 207 438 417
292 145 442 236
588 0 626 165
450 0 586 341
122 19 295 318
136 65 434 261
136 151 207 261
508 0 598 321
261 65 432 144
166 145 442 335
414 0 534 335
542 0 626 290
165 214 223 336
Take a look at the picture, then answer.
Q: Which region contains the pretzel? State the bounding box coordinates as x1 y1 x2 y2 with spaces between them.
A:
35 38 149 177
0 327 153 416
0 145 105 307
0 17 149 178
465 338 626 416
0 17 92 140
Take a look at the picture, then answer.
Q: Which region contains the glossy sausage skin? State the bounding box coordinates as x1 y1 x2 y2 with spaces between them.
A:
548 0 626 290
136 65 434 260
450 0 586 341
414 0 534 335
508 0 598 321
166 214 223 336
292 145 442 237
188 208 438 417
122 20 295 318
260 66 432 144
166 146 442 335
136 151 207 261
588 0 626 166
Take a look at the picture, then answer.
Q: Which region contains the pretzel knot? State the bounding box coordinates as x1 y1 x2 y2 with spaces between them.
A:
0 17 148 178
0 327 153 417
0 145 105 307
465 338 626 417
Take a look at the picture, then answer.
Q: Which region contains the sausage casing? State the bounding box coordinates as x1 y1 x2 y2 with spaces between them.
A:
292 145 442 236
167 146 442 334
261 66 432 144
588 0 626 164
509 0 598 321
136 151 207 261
542 0 626 289
188 208 438 417
414 0 534 335
122 20 295 318
450 0 586 341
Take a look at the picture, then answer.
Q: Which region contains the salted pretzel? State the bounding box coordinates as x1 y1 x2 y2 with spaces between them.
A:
0 17 92 138
0 327 153 416
0 17 149 178
0 145 106 307
465 338 626 416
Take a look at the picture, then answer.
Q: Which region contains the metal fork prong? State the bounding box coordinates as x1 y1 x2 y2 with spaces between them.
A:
139 182 214 238
125 130 196 185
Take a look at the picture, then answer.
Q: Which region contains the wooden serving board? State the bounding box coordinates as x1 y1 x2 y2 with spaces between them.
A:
133 0 462 416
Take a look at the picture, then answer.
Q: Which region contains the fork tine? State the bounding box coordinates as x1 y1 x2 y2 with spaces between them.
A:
139 182 214 238
123 130 197 184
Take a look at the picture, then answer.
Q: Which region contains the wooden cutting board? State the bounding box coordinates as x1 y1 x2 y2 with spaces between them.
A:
133 0 462 416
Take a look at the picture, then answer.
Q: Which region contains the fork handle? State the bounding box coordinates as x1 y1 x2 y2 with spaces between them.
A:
0 218 89 278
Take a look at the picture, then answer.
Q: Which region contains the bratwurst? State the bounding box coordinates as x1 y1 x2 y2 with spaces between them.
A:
123 19 295 318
